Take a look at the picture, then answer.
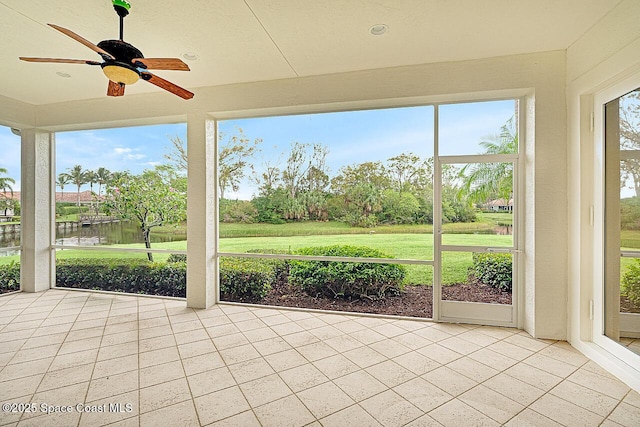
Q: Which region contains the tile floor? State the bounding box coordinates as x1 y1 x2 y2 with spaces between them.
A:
0 289 639 427
619 337 640 356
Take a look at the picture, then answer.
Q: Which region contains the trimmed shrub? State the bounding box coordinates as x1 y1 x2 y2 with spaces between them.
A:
219 257 274 301
0 261 20 293
167 253 187 263
56 258 186 297
470 252 512 292
289 245 406 299
622 260 640 305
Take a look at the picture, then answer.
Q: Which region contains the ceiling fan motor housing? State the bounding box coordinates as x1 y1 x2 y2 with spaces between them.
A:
98 39 144 84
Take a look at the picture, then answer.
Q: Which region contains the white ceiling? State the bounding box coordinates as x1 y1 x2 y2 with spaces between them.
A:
0 0 622 106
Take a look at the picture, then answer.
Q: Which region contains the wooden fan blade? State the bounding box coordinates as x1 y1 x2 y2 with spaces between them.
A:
20 57 101 65
132 58 190 71
141 73 194 99
107 81 125 97
48 24 114 60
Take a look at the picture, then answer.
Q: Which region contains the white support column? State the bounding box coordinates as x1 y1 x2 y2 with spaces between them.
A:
20 129 54 293
186 113 217 308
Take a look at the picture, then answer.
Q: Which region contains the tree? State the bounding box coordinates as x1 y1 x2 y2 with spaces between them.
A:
331 161 388 227
95 167 111 198
218 129 260 199
164 136 188 172
66 165 88 211
56 173 70 203
104 169 186 261
0 168 16 216
458 116 517 204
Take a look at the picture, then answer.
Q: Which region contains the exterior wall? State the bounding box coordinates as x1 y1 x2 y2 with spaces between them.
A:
567 0 640 390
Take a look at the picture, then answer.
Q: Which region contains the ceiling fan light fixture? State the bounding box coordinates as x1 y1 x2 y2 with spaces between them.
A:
102 64 140 85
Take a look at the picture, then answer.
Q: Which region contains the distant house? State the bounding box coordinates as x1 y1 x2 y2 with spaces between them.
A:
485 198 513 212
0 191 19 219
1 190 100 208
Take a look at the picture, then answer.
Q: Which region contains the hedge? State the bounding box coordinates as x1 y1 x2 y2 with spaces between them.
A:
56 258 186 297
219 257 275 301
470 252 512 292
0 261 20 293
289 245 406 299
622 259 640 305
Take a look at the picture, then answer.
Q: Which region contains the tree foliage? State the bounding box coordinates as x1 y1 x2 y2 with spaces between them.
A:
103 168 186 261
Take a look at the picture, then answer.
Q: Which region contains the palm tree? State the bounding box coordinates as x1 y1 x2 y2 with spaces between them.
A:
95 167 111 198
458 116 517 205
0 168 16 216
67 165 87 211
56 173 70 203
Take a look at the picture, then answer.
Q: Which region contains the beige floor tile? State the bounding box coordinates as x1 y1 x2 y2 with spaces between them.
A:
174 328 210 345
233 318 267 332
428 398 499 427
139 360 184 388
270 321 305 336
219 343 261 365
446 357 499 382
297 341 339 362
0 357 53 382
1 373 44 400
456 330 499 347
366 360 416 388
281 330 320 347
393 351 440 375
369 338 412 358
413 327 453 343
459 385 524 424
17 410 81 427
550 379 620 416
38 363 94 392
253 395 315 427
529 394 604 427
177 339 216 359
138 325 172 340
503 408 563 427
467 347 519 371
421 366 477 397
332 320 368 334
227 357 275 384
252 336 292 356
371 323 407 339
209 410 261 427
320 404 383 427
205 323 240 338
334 370 388 402
566 368 630 400
392 332 433 350
211 333 249 351
171 320 203 334
187 366 236 398
313 354 360 380
181 351 225 376
278 363 329 392
241 326 279 343
99 330 137 347
309 325 343 341
486 340 534 361
20 332 67 350
503 333 550 352
521 353 578 378
475 326 519 340
194 386 251 425
259 314 292 327
393 377 452 412
624 389 640 408
264 348 309 372
92 354 138 379
239 373 292 407
360 389 423 427
139 335 176 353
97 341 138 362
78 390 138 427
139 377 192 414
350 328 387 345
538 342 589 367
607 402 640 427
139 346 179 369
342 345 387 369
482 372 545 406
325 335 364 353
86 369 139 402
416 344 462 365
404 413 446 426
297 381 355 419
65 328 103 343
9 344 60 365
58 336 102 355
503 362 562 391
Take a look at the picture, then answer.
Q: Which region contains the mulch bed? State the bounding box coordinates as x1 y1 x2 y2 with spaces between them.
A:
229 281 512 319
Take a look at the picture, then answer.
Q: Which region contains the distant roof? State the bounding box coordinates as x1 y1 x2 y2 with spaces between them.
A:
1 190 101 203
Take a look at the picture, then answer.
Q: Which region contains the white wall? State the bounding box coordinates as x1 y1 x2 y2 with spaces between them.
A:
567 0 640 390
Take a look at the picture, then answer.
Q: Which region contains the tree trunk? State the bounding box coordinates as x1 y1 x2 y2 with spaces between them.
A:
143 227 153 262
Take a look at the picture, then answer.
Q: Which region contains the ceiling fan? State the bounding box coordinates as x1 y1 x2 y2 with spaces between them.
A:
19 0 194 99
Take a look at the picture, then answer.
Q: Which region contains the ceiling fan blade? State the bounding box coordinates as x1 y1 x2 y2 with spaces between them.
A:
20 57 101 65
48 24 115 60
132 58 190 71
107 81 125 97
141 72 194 100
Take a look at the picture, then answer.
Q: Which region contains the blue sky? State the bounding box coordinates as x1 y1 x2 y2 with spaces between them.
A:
1 99 515 197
